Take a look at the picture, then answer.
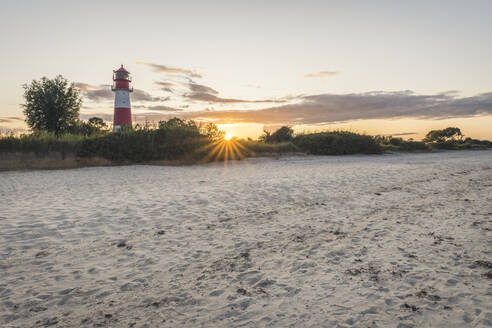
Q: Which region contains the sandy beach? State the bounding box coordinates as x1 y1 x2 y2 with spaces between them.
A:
0 151 491 327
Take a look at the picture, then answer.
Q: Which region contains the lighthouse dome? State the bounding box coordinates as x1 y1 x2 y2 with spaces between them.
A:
116 65 129 73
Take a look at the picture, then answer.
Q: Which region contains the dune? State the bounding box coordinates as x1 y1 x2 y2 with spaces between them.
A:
0 150 491 327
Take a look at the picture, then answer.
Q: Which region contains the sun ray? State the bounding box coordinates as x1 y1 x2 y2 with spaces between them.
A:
199 141 224 163
197 135 256 165
213 142 227 162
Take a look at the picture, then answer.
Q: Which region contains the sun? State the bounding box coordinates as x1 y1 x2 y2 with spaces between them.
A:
225 132 232 140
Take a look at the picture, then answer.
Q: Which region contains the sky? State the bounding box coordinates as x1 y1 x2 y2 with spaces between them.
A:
1 0 492 139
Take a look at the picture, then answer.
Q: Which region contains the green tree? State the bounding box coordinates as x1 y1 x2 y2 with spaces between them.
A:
69 117 108 136
22 75 82 135
258 130 271 143
260 126 294 143
424 127 463 143
159 117 197 130
88 117 107 130
204 122 225 141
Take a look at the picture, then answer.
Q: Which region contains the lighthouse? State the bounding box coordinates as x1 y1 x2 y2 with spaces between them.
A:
112 65 133 131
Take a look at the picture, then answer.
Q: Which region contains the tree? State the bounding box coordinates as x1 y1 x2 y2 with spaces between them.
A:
204 122 225 141
260 126 294 143
22 75 82 135
424 127 463 143
258 130 271 143
69 117 108 136
158 117 197 130
88 117 107 130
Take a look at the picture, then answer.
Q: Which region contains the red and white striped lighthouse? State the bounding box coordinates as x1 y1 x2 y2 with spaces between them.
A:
112 65 133 131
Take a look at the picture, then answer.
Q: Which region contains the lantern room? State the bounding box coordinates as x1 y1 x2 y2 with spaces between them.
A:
112 65 133 91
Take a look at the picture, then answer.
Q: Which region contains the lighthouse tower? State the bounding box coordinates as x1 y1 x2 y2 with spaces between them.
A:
112 65 133 131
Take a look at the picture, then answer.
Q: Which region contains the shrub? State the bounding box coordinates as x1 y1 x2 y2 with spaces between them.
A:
293 131 382 155
398 140 429 151
389 137 404 146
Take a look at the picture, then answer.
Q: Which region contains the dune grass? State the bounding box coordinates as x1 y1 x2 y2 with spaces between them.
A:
0 131 86 154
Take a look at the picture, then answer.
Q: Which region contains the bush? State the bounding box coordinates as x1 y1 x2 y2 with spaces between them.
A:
389 137 404 146
398 141 429 151
293 131 382 155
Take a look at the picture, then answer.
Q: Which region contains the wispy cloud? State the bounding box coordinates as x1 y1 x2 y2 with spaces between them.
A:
188 83 219 95
137 62 201 78
154 81 176 93
132 89 169 102
75 83 167 102
134 105 182 112
390 132 418 136
304 71 339 78
141 63 285 104
184 81 285 104
75 83 113 101
0 117 23 123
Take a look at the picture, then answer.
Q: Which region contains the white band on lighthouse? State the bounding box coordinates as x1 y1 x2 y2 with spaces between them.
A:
115 90 131 108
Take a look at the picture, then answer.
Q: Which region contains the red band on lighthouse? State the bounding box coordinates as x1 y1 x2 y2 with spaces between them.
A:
112 65 133 131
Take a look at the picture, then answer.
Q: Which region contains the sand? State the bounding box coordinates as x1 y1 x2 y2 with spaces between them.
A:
0 150 491 327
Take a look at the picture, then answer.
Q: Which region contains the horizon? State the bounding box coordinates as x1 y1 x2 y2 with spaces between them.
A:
1 1 492 140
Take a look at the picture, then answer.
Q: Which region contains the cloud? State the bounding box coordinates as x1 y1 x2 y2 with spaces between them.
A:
185 92 254 103
184 81 285 104
137 62 201 78
0 117 23 123
189 83 219 95
154 81 176 93
75 83 113 101
304 71 339 78
77 83 492 127
76 82 168 102
135 105 182 112
132 89 169 102
390 132 418 136
380 132 418 137
185 90 492 124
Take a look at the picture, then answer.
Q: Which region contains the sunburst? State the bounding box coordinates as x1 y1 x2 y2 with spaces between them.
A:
198 135 254 164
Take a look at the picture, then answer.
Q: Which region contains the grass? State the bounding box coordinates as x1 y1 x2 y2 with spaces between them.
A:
237 140 300 154
0 131 86 154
